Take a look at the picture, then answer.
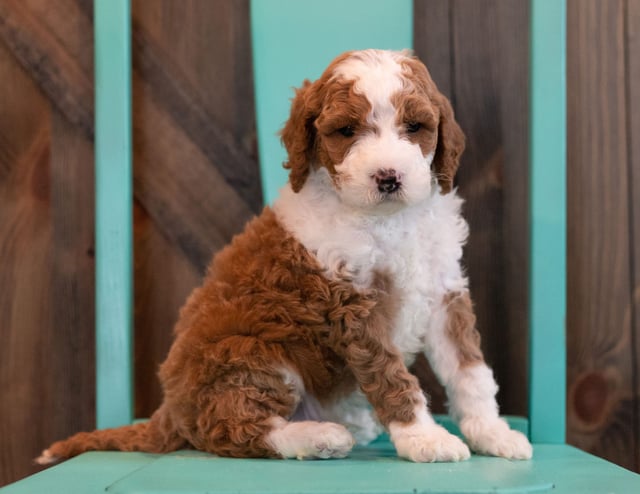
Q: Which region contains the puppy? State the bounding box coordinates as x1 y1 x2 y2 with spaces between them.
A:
38 49 532 464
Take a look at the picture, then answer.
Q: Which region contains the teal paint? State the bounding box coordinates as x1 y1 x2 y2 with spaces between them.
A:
4 443 640 493
250 0 413 204
529 0 567 444
94 0 134 430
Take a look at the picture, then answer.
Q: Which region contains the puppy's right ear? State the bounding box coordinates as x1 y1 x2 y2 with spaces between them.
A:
280 80 320 192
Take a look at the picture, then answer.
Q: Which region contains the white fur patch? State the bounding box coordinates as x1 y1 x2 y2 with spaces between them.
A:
332 49 406 112
388 404 470 463
266 418 355 460
460 416 533 460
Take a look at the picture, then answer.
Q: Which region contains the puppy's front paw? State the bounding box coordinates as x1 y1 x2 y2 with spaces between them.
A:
392 424 471 463
307 423 355 459
460 417 532 460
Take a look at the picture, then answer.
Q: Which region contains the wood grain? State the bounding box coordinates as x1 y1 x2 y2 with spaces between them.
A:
130 0 260 416
625 0 640 473
0 35 95 482
414 0 453 99
0 35 54 485
0 0 260 271
566 0 637 472
131 19 262 213
0 0 94 139
133 202 200 417
413 0 530 416
46 107 96 452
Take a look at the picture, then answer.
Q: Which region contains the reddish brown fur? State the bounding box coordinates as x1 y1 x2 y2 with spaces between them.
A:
443 292 484 366
45 208 423 460
314 80 372 181
398 58 466 193
281 52 465 194
280 52 355 191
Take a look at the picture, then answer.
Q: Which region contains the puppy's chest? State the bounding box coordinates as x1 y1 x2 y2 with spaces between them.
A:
313 217 462 354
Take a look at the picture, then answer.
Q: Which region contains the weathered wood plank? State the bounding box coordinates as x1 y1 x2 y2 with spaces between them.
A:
625 0 640 473
450 0 529 416
130 0 260 414
133 203 200 417
566 0 637 471
413 0 453 99
491 0 530 417
0 0 260 271
22 0 94 73
0 37 54 486
412 0 529 417
132 70 255 272
47 107 96 448
130 18 262 212
0 0 94 139
132 0 258 166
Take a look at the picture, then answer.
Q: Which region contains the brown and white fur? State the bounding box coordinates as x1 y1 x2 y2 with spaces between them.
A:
38 49 532 464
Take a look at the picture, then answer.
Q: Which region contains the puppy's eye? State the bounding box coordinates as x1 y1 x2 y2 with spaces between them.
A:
337 126 355 137
406 122 422 133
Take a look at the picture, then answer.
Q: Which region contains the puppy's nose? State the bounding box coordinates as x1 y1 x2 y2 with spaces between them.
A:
375 169 401 193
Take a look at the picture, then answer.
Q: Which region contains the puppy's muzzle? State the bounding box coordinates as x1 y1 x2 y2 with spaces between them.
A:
375 169 401 194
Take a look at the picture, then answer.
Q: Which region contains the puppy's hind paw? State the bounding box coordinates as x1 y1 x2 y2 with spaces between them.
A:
267 419 355 460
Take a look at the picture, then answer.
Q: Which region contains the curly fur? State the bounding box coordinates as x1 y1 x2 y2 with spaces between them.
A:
38 50 531 465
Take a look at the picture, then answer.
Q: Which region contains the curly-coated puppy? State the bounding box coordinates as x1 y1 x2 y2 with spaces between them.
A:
38 49 532 463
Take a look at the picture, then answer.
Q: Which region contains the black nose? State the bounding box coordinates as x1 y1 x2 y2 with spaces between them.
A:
375 169 401 193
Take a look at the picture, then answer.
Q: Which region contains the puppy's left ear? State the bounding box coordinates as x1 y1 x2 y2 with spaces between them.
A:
432 94 465 193
280 80 320 193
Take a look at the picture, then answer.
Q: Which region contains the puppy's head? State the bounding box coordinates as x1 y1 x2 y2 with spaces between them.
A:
280 50 465 211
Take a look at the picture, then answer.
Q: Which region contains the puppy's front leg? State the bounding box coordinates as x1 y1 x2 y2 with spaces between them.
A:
426 291 533 459
341 330 470 462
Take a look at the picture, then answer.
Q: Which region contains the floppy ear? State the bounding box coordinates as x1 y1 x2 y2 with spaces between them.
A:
280 80 320 193
432 94 465 193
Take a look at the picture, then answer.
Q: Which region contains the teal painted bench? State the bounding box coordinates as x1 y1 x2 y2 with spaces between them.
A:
2 0 640 492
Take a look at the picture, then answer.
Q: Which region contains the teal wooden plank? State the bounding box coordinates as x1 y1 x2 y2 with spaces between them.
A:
94 0 134 429
250 0 413 204
528 0 567 443
0 453 156 494
5 443 639 494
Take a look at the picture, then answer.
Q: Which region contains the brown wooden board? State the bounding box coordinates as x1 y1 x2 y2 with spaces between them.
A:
566 0 638 472
413 0 530 417
130 0 260 417
0 35 95 484
625 0 640 474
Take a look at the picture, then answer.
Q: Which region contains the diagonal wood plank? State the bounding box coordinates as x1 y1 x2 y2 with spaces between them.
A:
567 0 637 472
133 70 255 270
0 0 260 270
131 22 262 212
0 0 94 139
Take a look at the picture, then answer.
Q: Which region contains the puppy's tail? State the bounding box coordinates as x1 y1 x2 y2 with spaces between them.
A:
35 407 186 465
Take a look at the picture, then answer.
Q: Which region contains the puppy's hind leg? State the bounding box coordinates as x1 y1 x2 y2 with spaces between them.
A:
186 364 354 460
